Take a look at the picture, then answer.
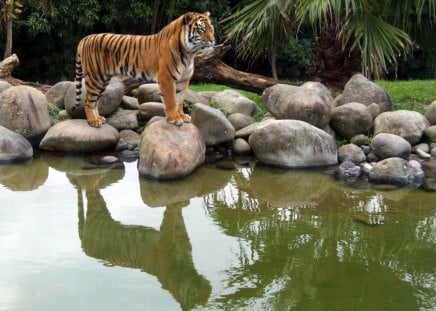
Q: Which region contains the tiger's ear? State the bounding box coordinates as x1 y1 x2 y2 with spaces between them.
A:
183 12 194 25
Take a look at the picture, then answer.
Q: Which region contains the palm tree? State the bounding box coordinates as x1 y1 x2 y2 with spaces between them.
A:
1 0 23 58
223 0 436 87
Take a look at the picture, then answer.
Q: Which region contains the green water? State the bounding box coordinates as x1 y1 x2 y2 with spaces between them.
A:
0 154 435 311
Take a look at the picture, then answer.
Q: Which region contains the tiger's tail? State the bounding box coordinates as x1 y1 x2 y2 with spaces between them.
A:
73 50 83 111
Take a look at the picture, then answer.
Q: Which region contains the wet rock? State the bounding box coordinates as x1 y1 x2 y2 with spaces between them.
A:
0 125 33 162
138 118 205 180
106 108 139 130
338 144 366 164
232 138 252 155
249 119 337 168
370 133 411 160
335 160 361 180
425 100 436 125
262 84 331 128
138 102 166 120
368 157 425 187
342 73 392 112
330 102 372 139
116 129 140 151
0 85 51 146
45 81 74 109
374 110 430 145
228 113 256 131
211 89 257 116
39 119 119 153
191 103 235 146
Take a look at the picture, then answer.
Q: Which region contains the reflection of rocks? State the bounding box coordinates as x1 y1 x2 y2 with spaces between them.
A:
70 172 211 310
140 164 232 207
0 158 48 191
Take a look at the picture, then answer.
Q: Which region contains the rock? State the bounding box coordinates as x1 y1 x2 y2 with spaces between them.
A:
421 158 436 178
350 134 369 146
415 148 431 159
235 122 263 139
330 102 372 139
39 119 119 153
64 77 124 118
191 103 235 146
45 81 74 109
0 86 51 145
262 84 331 128
116 129 140 151
248 119 338 168
366 103 381 119
185 89 208 105
368 157 425 187
196 91 218 101
374 110 430 145
0 80 12 93
370 133 411 160
424 125 436 142
335 160 361 180
342 73 392 111
413 143 430 153
423 178 436 192
0 125 33 162
121 96 139 110
137 83 161 103
232 138 252 155
211 89 257 116
360 162 373 175
106 108 139 130
432 147 436 157
138 102 166 120
228 113 256 131
425 100 436 125
300 81 335 108
338 144 366 164
138 118 205 179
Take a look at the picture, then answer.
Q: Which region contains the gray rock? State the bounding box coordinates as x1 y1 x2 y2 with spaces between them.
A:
300 81 335 108
39 119 119 152
137 83 161 103
0 125 33 162
0 80 12 93
185 89 208 105
262 84 331 128
121 96 139 110
338 143 366 164
232 138 252 155
330 102 373 139
367 103 381 119
350 134 369 146
235 122 262 139
191 103 235 146
65 77 124 118
425 100 436 125
196 91 218 101
116 129 140 151
374 110 430 144
424 125 436 142
138 102 166 120
45 81 74 109
211 89 257 116
228 113 256 131
421 158 436 178
432 147 436 157
370 133 411 160
335 160 361 180
413 143 430 153
415 148 431 159
248 119 338 168
106 108 138 130
368 157 425 187
342 73 392 111
138 118 205 180
0 86 51 145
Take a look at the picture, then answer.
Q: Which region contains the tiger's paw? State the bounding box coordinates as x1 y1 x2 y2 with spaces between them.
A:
167 116 184 127
88 116 106 128
180 113 191 123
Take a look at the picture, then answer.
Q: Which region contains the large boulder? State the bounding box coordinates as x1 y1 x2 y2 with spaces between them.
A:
0 125 33 162
262 84 331 128
330 102 373 139
39 119 119 153
342 74 393 112
300 81 335 108
0 85 51 145
425 100 436 125
370 133 411 160
374 110 430 145
45 81 74 109
64 77 124 118
210 89 257 116
368 157 425 187
249 119 337 168
191 103 235 146
138 118 205 180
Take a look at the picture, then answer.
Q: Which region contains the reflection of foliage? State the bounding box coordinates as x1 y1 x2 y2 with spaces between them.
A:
204 167 436 309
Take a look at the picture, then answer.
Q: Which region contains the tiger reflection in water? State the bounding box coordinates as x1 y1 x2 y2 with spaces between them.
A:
68 169 211 310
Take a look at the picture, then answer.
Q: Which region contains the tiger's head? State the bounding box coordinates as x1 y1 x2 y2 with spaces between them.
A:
183 12 215 53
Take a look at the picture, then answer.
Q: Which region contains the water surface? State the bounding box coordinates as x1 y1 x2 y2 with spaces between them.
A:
0 154 435 310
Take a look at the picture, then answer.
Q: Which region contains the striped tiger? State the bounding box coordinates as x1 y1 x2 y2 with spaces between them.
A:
75 12 215 127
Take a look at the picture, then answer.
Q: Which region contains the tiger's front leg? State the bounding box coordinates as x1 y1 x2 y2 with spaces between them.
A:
176 79 191 123
159 77 184 126
85 93 106 128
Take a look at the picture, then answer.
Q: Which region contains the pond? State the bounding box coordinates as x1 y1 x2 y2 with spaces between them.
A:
0 154 435 310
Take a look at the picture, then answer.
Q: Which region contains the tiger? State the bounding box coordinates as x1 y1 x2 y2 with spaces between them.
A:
74 12 215 127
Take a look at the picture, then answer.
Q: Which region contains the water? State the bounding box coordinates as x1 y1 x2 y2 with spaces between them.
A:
0 154 435 311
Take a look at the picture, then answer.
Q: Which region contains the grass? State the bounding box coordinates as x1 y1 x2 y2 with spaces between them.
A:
375 79 436 114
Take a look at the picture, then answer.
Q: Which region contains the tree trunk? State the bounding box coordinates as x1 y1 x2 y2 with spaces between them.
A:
193 44 293 94
3 6 13 58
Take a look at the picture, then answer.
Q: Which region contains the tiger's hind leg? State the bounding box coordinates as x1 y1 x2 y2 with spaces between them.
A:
84 92 106 128
159 77 184 126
